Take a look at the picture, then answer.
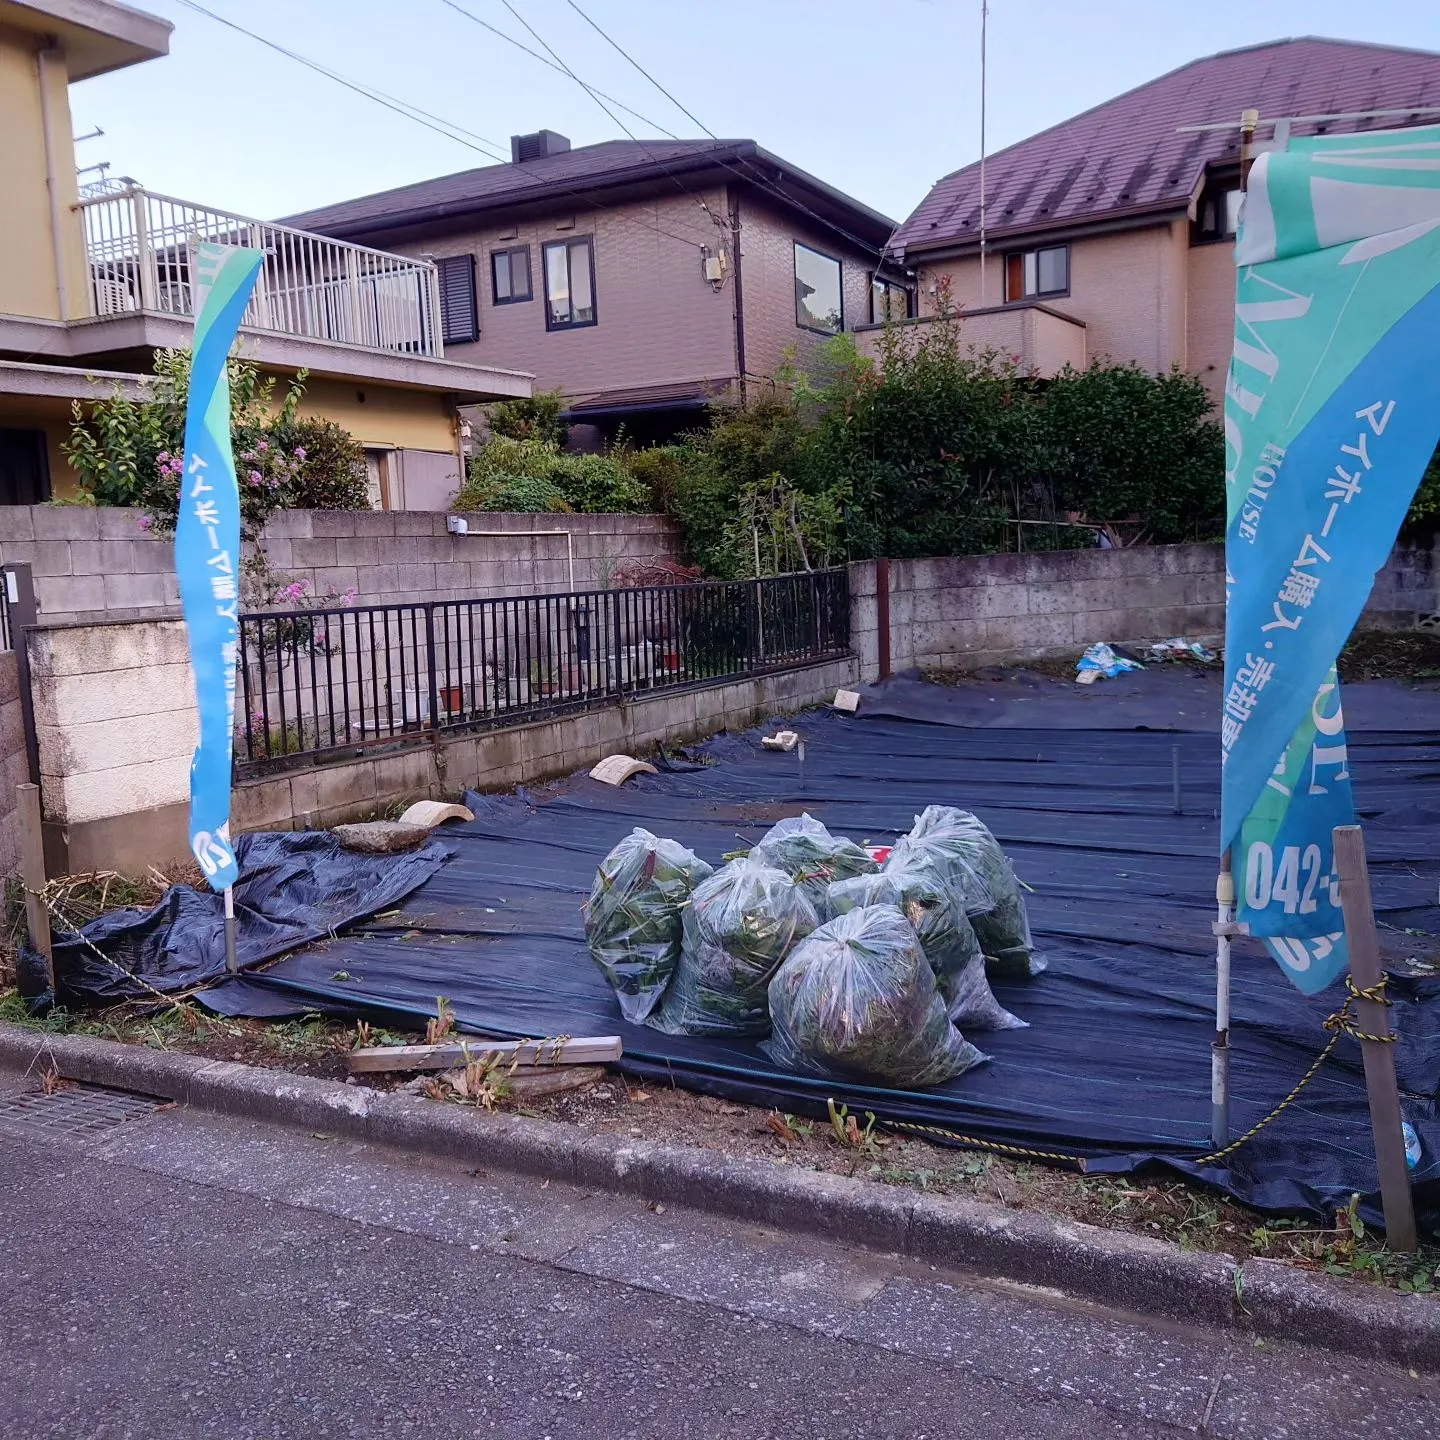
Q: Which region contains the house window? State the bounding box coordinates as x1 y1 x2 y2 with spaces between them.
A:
1193 179 1244 243
543 237 597 329
794 242 844 334
1004 245 1069 302
870 278 911 324
437 254 478 344
491 246 532 304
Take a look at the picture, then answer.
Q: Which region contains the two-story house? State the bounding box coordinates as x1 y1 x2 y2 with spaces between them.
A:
0 0 531 512
284 131 904 446
869 36 1440 402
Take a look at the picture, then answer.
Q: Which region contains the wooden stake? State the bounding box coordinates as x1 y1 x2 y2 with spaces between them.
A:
1333 824 1417 1251
16 782 52 991
348 1034 622 1074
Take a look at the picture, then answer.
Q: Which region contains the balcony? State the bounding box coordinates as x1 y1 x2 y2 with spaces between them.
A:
854 301 1087 379
77 186 443 359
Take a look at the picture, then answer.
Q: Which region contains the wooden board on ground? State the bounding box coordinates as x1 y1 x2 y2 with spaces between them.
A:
348 1035 623 1074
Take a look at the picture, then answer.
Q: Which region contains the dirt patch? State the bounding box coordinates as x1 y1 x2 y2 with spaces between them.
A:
1339 630 1440 682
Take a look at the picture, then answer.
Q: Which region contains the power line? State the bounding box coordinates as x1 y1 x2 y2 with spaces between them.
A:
171 0 510 161
170 0 709 252
561 0 717 139
488 0 730 231
545 0 894 266
433 0 680 139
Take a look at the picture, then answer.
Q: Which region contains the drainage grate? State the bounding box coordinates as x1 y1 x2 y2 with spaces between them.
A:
0 1082 170 1137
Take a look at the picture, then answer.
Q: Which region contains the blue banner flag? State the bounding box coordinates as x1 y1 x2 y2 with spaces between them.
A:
176 242 264 892
1223 126 1440 992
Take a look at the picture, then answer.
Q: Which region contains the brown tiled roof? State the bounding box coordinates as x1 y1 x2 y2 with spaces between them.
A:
282 138 895 249
892 36 1440 258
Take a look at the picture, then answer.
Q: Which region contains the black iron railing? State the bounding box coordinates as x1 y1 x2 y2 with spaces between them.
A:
236 568 850 774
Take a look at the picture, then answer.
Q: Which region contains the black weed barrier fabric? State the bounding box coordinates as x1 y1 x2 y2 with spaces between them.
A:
191 673 1440 1224
21 831 449 1006
36 672 1436 1222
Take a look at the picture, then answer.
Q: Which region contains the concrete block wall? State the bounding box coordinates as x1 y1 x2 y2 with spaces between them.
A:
27 621 198 875
0 507 684 628
0 650 24 880
852 541 1440 678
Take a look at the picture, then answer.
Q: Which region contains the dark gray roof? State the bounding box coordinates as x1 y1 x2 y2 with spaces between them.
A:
281 138 895 252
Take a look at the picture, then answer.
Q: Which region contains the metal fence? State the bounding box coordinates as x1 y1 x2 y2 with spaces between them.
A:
236 569 851 775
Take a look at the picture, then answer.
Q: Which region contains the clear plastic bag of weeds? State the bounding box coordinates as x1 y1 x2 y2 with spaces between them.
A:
765 904 988 1088
752 812 877 912
890 805 1044 980
827 864 1025 1031
583 828 714 1024
648 855 818 1037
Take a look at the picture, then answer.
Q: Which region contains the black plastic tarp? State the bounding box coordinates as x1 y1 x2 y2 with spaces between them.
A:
24 831 449 1006
190 672 1440 1223
36 670 1440 1221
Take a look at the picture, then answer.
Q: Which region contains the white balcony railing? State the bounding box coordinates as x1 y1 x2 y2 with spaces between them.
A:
78 187 443 358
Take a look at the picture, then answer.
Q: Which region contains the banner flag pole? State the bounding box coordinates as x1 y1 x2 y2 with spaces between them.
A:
175 242 265 945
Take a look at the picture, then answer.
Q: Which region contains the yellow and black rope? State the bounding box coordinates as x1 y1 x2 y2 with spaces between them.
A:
870 976 1396 1175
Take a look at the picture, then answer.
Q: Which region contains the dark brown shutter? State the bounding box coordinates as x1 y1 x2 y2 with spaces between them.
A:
437 254 478 344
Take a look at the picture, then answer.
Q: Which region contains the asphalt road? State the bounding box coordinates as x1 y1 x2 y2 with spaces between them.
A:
1 1074 1436 1440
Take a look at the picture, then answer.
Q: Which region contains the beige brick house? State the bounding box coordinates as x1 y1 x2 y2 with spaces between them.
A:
285 132 903 444
869 37 1440 401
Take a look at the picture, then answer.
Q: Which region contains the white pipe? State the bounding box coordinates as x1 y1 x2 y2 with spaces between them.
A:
1212 858 1234 1147
459 528 575 591
36 47 71 321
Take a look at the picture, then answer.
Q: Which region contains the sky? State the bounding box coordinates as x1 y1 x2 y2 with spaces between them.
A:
71 0 1440 227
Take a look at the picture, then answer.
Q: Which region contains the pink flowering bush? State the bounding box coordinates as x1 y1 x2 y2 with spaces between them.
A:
63 349 369 535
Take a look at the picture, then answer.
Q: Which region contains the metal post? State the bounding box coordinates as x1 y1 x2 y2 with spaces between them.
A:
797 737 806 796
1333 824 1417 1251
1209 103 1261 1153
5 564 40 784
1212 852 1233 1148
130 186 157 313
17 783 52 992
876 557 892 681
224 885 238 975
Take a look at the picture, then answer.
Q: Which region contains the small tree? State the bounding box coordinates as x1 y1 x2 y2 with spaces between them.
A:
483 388 569 448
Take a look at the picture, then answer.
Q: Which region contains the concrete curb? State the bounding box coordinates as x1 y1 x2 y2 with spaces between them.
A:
4 1022 1437 1369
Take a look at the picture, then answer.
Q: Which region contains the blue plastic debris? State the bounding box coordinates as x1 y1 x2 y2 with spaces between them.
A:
1076 643 1144 681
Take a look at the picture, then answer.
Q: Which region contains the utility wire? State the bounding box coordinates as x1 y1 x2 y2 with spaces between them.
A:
433 0 680 139
550 0 893 265
171 0 708 251
561 0 717 139
172 0 510 162
490 0 729 231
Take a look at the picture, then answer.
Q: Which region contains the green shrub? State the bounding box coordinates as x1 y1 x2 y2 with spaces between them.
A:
62 349 369 535
266 417 369 511
455 434 650 514
455 472 572 513
558 452 651 513
484 388 569 448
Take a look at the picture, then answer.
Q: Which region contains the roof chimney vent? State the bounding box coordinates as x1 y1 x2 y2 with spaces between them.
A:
511 130 571 163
